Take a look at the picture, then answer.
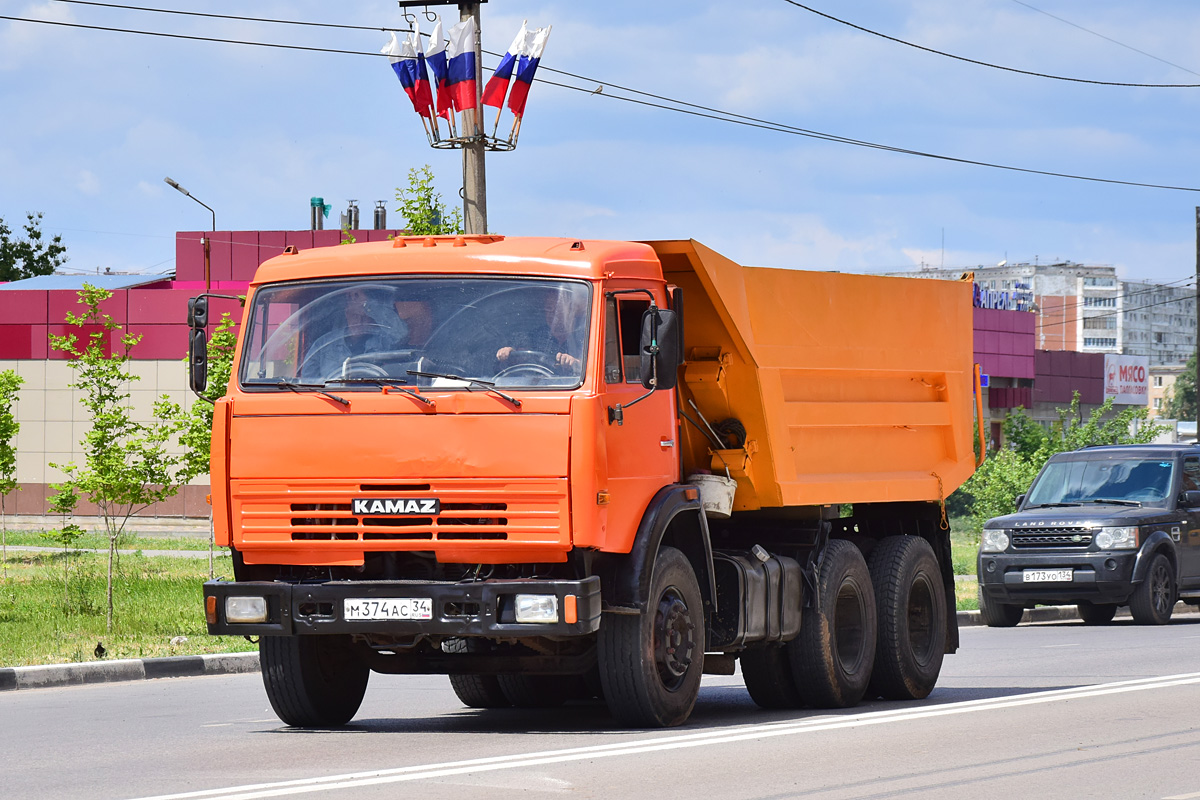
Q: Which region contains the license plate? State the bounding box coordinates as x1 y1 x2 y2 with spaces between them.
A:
1023 569 1073 583
344 597 433 621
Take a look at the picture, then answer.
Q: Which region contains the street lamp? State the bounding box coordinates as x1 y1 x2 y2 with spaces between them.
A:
164 176 216 293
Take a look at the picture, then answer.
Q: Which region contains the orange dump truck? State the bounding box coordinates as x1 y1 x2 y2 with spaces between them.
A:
192 235 978 728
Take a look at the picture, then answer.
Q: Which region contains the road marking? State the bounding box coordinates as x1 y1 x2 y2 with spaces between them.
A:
1164 792 1200 800
126 672 1200 800
1043 643 1080 648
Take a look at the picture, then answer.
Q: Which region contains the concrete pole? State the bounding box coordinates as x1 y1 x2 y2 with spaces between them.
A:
461 2 487 234
1194 207 1199 435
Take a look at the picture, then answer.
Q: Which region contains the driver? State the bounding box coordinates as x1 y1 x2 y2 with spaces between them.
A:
495 286 587 374
300 285 408 380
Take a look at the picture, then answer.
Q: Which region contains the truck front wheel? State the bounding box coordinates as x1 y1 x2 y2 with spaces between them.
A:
867 536 946 701
598 546 705 727
789 539 877 709
260 635 369 727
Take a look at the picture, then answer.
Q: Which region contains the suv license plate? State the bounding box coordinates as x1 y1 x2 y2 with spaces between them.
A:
344 598 433 621
1023 569 1073 583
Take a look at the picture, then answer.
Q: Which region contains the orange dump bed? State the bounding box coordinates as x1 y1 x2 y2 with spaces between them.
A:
652 240 976 511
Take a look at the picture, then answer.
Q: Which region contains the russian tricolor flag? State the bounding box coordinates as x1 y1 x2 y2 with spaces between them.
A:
383 30 434 118
425 20 452 120
507 26 550 119
481 21 527 109
445 18 478 112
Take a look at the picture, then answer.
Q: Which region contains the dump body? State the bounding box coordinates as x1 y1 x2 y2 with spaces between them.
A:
199 234 978 729
652 239 976 511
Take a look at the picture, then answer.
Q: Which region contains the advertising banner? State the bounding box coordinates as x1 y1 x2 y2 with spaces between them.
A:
1104 354 1149 405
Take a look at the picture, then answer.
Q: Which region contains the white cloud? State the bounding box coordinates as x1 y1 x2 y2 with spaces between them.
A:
76 170 101 196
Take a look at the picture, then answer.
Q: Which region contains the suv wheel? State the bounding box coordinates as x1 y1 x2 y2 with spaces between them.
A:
1076 601 1117 625
978 590 1024 628
1129 553 1176 625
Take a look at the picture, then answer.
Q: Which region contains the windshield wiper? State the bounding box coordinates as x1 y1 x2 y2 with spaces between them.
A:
250 378 349 406
325 377 435 407
1027 502 1083 508
406 370 521 408
1088 498 1143 507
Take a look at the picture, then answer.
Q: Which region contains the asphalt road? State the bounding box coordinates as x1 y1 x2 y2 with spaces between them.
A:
4 618 1200 800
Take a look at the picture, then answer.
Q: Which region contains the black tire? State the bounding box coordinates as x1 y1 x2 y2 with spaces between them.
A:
1129 553 1176 625
867 536 947 701
448 673 511 708
788 539 877 709
497 674 579 707
741 645 804 709
978 590 1024 628
598 546 705 727
259 635 369 727
1077 600 1118 626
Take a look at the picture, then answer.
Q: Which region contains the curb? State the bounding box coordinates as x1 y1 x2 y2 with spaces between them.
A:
957 600 1198 628
0 652 259 693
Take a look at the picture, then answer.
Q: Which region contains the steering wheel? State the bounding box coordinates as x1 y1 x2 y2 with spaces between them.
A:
298 323 398 381
493 349 558 380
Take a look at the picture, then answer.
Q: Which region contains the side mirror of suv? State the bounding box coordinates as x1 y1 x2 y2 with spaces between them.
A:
1015 493 1025 511
1181 490 1200 508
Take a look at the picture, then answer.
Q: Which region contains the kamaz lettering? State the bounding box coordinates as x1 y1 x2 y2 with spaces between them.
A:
352 498 440 515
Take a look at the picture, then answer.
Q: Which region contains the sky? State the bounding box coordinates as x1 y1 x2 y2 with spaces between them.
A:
3 0 1200 284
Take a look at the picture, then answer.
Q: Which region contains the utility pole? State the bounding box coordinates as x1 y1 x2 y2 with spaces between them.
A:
460 2 487 234
1195 207 1199 437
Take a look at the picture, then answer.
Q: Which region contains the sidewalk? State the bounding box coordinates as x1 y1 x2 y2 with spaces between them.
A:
4 515 212 538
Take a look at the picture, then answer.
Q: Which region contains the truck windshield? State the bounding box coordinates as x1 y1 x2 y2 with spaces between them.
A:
239 277 591 390
1025 457 1175 508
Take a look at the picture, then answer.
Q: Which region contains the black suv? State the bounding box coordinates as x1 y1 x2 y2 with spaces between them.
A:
978 444 1200 626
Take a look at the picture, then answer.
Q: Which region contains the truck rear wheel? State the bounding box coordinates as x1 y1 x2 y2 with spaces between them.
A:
260 635 369 727
789 539 877 709
867 536 946 701
448 674 511 708
978 591 1024 627
598 546 705 727
741 644 804 709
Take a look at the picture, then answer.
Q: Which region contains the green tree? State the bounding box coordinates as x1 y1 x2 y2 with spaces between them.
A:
1164 351 1196 422
1002 406 1047 459
0 369 22 590
180 313 238 578
0 212 68 281
44 484 85 609
395 165 464 235
960 392 1166 531
49 284 201 632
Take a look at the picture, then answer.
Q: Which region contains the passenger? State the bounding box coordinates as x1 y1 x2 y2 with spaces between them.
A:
300 286 407 380
495 286 587 373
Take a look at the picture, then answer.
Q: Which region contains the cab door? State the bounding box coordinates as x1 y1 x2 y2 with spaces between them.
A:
598 286 679 553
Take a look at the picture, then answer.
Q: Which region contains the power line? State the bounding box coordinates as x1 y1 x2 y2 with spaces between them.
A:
5 13 1200 194
49 0 406 33
1026 273 1197 319
1037 285 1198 330
1006 0 1200 79
779 0 1200 88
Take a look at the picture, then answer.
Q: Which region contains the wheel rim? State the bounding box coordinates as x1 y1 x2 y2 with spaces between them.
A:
1151 562 1172 616
907 574 936 666
833 578 868 676
653 587 696 692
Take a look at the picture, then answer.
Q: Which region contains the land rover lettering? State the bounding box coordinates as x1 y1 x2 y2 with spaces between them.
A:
352 498 441 515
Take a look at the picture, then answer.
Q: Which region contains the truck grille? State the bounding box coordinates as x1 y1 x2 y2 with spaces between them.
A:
1011 527 1093 549
231 479 568 549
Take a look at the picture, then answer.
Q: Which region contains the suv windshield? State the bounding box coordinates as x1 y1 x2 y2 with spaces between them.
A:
239 277 591 390
1025 456 1175 508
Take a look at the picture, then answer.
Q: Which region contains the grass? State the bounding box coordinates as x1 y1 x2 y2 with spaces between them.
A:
0 529 218 552
0 549 255 668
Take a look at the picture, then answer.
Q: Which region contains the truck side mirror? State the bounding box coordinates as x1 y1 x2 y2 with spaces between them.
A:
639 307 680 391
188 328 208 396
188 296 209 329
1182 490 1200 508
1015 494 1025 510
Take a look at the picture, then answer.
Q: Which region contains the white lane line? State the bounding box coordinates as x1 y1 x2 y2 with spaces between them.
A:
126 672 1200 800
1164 792 1200 800
1043 643 1080 648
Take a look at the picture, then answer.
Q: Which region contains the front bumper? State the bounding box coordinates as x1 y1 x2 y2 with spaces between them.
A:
203 575 602 637
977 550 1138 605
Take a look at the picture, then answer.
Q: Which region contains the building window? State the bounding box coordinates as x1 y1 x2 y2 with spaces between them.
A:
1155 332 1165 344
1083 296 1117 308
1083 337 1117 348
1154 398 1163 410
1154 376 1164 387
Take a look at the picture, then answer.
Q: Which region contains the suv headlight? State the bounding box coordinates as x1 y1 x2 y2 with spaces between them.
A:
981 529 1010 552
1094 526 1138 550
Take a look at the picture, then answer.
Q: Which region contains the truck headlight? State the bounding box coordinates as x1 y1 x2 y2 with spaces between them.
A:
981 529 1010 552
514 594 559 624
1095 526 1138 550
225 596 268 624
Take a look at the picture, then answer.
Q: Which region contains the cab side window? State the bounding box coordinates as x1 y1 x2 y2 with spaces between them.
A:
619 300 649 383
604 298 622 384
1183 457 1200 493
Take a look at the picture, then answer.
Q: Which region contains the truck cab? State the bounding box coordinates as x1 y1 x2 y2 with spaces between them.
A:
978 444 1200 626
